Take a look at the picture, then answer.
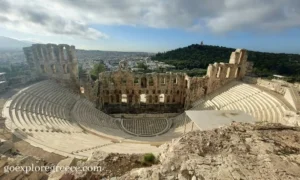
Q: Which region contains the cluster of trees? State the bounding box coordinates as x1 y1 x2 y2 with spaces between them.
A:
136 62 149 71
90 63 105 80
152 44 300 82
0 65 31 81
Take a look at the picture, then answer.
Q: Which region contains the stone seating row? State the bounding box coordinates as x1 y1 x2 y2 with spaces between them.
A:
210 86 286 123
71 99 131 138
209 83 262 108
3 80 160 158
6 80 81 132
11 128 158 158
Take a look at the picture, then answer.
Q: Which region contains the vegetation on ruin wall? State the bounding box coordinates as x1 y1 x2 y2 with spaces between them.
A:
90 63 105 80
152 44 300 82
168 68 207 77
134 62 206 77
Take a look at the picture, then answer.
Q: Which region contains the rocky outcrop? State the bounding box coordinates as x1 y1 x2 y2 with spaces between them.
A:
0 155 49 180
121 122 300 180
3 122 300 180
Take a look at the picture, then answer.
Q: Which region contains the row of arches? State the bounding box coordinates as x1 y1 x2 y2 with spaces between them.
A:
137 77 178 88
40 64 69 74
33 44 74 64
216 66 241 79
102 89 183 95
103 93 183 104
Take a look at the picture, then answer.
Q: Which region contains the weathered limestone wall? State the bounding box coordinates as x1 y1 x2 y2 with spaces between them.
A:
23 44 78 82
243 76 300 112
98 49 250 114
243 77 287 95
205 49 248 95
98 71 187 113
284 88 298 110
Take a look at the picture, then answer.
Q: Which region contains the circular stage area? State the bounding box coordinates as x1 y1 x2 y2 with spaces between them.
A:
121 118 170 136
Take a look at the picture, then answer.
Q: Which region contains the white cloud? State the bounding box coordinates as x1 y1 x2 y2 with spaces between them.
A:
0 0 108 39
0 0 299 39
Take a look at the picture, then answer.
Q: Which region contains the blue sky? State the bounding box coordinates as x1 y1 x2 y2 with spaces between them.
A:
0 0 300 53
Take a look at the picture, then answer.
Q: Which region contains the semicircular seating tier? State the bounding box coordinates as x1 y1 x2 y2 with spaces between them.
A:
3 80 160 159
3 80 290 159
190 81 289 123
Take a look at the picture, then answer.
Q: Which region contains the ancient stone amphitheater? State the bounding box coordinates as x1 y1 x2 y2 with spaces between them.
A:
2 44 299 159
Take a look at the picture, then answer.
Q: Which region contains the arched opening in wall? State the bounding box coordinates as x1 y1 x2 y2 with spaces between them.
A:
40 65 46 73
52 46 59 62
159 94 165 103
173 77 177 84
167 96 170 103
177 90 180 95
172 96 176 103
155 96 158 103
122 78 126 85
226 67 231 78
104 96 109 105
203 87 208 95
149 77 154 86
80 86 84 94
134 77 139 84
40 48 45 61
235 67 241 78
121 94 127 103
185 80 188 88
140 94 146 103
63 64 69 74
149 95 153 103
141 77 147 88
128 95 133 104
152 90 155 94
217 67 222 78
50 46 55 61
110 96 114 103
161 77 166 85
182 97 186 107
63 46 68 61
116 94 120 103
51 64 56 73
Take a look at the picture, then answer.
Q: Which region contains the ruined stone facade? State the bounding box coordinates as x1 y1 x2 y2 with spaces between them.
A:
23 44 78 81
98 71 188 113
98 49 249 114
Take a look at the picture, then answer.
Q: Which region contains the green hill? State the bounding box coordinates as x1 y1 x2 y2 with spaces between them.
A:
152 44 300 82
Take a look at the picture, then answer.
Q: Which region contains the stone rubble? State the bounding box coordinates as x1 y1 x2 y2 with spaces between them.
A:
121 122 300 180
